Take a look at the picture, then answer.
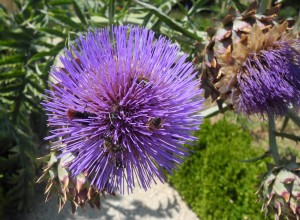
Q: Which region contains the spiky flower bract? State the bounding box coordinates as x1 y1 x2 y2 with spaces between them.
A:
198 1 300 116
257 161 300 220
43 26 203 194
37 151 109 213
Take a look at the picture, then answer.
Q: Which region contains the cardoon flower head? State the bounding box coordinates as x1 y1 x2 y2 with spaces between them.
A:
43 26 203 194
237 37 300 115
197 1 300 116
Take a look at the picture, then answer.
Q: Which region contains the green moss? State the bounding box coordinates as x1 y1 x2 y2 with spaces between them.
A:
168 119 270 220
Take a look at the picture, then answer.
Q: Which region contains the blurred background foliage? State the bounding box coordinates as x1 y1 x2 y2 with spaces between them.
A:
0 0 299 218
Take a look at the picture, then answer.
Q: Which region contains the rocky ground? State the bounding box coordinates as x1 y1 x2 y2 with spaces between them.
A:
7 181 199 220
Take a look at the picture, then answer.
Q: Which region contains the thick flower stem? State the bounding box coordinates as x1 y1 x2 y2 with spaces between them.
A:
108 0 115 26
268 113 280 165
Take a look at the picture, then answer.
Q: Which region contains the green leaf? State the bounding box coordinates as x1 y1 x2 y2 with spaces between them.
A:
24 95 42 111
26 76 45 94
160 0 177 11
43 58 55 76
133 0 203 41
177 2 189 16
231 0 247 12
0 94 19 102
27 51 52 63
34 40 54 49
258 0 272 14
72 0 87 25
0 54 25 66
108 0 115 25
37 28 66 38
49 0 72 5
0 70 25 80
188 0 209 16
28 41 64 64
0 30 31 42
141 13 153 27
0 82 23 93
123 13 145 25
0 40 29 49
48 11 82 30
0 155 19 172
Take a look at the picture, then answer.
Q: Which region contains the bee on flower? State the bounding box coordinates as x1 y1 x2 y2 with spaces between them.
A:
43 26 203 196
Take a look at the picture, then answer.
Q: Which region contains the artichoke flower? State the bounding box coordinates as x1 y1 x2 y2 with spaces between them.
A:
197 1 300 116
42 26 203 197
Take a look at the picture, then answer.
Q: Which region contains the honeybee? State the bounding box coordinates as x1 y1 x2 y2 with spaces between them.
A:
131 76 151 88
66 109 97 122
103 136 123 153
136 77 150 87
115 158 126 168
102 136 126 168
109 104 120 124
146 117 165 131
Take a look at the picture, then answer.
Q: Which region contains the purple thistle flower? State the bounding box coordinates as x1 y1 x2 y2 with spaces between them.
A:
198 2 300 117
237 40 300 115
43 26 203 194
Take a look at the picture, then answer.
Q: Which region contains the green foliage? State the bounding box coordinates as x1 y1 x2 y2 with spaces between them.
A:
0 0 85 212
168 119 270 220
0 176 3 220
0 105 37 211
0 0 298 216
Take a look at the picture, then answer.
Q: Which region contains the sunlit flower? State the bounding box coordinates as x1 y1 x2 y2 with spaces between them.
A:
237 38 300 115
198 2 300 115
43 26 203 194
